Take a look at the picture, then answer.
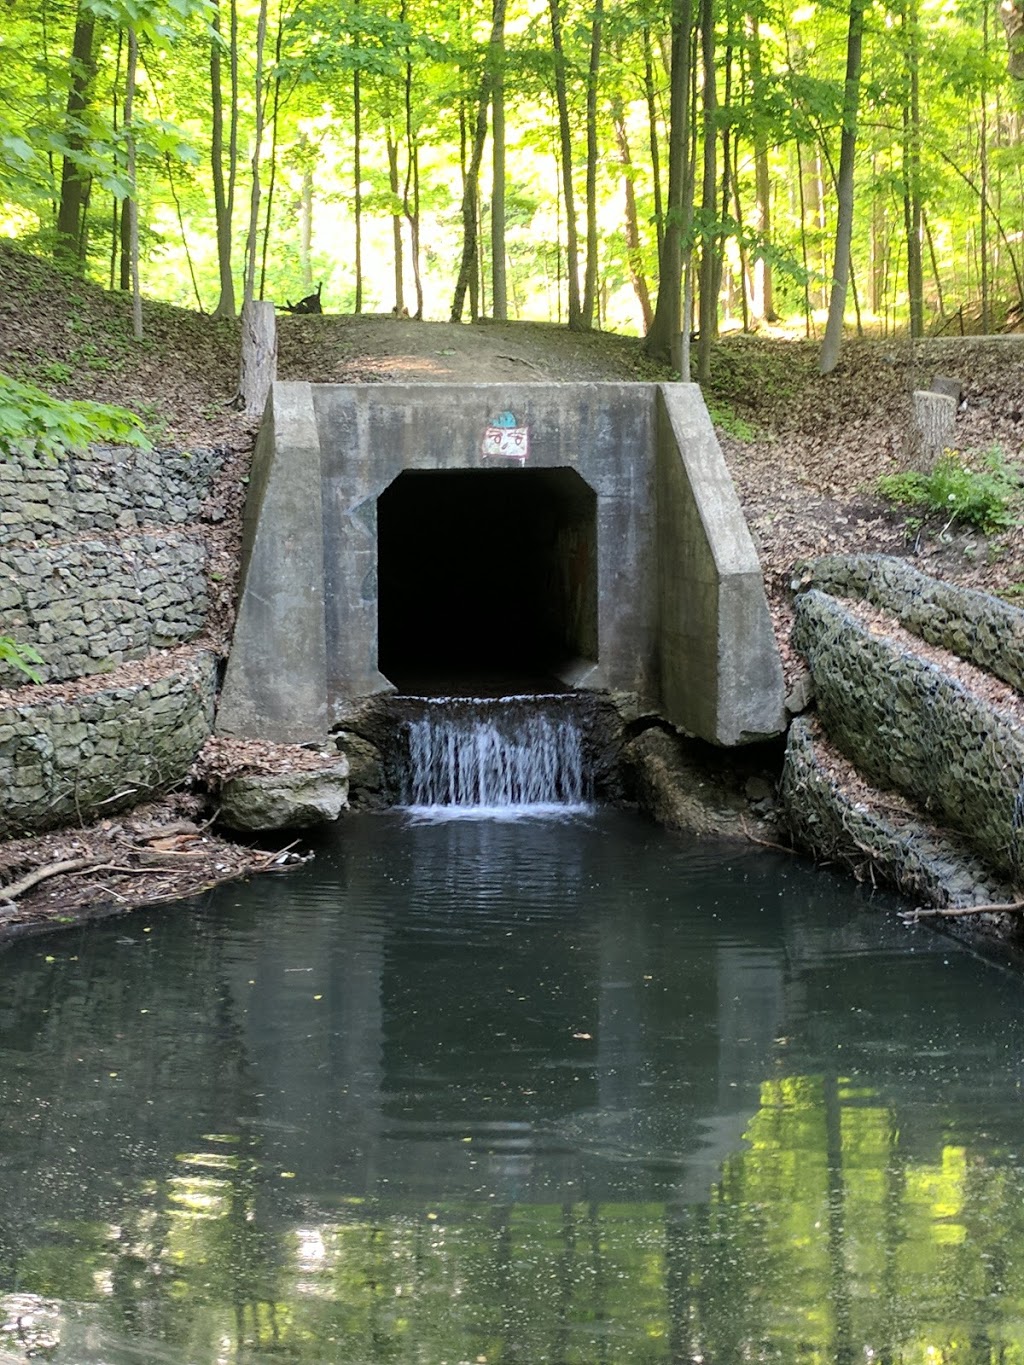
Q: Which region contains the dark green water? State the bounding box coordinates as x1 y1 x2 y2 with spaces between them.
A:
2 808 1024 1363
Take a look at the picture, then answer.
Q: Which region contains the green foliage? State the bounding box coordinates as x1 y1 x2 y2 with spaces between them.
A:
878 449 1023 534
707 402 760 442
0 636 43 683
0 373 151 462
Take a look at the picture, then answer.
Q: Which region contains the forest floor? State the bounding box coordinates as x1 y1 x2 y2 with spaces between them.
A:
1 239 1023 936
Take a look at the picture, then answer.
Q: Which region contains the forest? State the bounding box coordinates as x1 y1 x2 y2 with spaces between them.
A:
2 0 1024 377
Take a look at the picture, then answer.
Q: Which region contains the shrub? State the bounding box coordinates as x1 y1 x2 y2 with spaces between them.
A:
0 372 150 462
878 448 1022 534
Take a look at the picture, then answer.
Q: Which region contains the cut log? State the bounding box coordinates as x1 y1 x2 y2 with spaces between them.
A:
905 389 956 470
238 299 277 417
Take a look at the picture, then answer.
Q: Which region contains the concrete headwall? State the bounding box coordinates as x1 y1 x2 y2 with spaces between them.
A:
217 382 785 748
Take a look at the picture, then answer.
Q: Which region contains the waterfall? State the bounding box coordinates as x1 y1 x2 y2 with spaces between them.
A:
399 696 593 813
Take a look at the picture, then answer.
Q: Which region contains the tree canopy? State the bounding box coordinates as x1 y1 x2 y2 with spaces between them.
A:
1 0 1022 355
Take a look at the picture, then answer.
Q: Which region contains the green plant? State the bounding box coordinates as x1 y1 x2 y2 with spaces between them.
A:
0 373 150 461
35 359 73 385
707 401 761 442
878 449 1023 534
0 636 42 682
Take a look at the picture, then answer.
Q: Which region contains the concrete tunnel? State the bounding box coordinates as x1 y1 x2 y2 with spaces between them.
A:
214 381 787 747
377 468 598 691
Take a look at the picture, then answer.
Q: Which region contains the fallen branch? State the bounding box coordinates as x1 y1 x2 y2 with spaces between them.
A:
1 857 99 903
901 898 1024 921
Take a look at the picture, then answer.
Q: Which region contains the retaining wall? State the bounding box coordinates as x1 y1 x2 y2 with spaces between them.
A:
799 553 1024 691
0 653 217 837
791 587 1024 882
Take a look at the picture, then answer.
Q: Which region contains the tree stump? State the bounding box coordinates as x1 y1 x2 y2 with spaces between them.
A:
238 300 277 417
905 389 956 469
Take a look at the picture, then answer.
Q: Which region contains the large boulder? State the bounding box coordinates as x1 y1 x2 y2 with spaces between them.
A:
218 758 350 831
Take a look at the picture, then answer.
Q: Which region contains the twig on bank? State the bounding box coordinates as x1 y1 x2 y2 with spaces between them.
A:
741 819 797 855
900 898 1024 921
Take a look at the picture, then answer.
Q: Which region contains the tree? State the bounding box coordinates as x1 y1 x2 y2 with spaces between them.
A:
819 0 865 374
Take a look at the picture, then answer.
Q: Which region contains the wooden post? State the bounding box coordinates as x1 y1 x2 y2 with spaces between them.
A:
239 300 277 417
906 389 956 469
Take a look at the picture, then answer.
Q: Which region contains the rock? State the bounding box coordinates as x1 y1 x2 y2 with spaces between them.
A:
620 727 757 838
785 667 815 715
744 774 775 802
218 759 350 831
334 731 385 807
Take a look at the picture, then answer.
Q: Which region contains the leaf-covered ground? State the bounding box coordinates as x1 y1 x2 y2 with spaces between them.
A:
1 241 1023 933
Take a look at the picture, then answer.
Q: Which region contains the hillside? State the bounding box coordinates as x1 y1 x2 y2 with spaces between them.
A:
2 239 1024 671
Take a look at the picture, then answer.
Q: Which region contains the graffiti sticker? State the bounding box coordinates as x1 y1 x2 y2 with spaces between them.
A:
481 411 529 465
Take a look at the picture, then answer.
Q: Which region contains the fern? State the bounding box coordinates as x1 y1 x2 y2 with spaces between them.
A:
0 372 150 462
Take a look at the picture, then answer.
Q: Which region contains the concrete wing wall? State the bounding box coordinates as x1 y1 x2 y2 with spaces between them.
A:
656 385 785 745
217 383 328 743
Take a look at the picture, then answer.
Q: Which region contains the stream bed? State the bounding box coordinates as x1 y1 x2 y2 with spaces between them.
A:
1 807 1023 1362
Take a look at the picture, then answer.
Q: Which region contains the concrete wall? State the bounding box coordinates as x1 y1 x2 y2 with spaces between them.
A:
217 382 785 747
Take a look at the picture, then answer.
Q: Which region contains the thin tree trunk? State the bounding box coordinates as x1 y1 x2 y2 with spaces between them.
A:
491 25 507 320
819 0 865 373
643 0 694 364
902 0 923 336
696 0 717 382
299 166 314 290
56 2 97 271
242 0 269 308
581 0 604 328
612 97 653 332
210 0 237 318
981 2 991 332
258 5 285 302
550 0 582 328
747 2 776 321
643 28 664 260
124 26 142 341
451 0 507 322
354 61 363 312
387 132 405 314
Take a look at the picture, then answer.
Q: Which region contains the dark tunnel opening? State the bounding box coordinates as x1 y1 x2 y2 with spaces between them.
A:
376 468 598 695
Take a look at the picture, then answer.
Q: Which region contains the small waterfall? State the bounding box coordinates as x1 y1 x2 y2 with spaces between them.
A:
399 696 593 813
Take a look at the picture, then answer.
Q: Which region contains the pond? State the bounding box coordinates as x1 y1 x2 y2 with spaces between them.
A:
1 805 1024 1363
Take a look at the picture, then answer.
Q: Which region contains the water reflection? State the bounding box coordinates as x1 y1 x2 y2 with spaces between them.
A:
0 810 1023 1360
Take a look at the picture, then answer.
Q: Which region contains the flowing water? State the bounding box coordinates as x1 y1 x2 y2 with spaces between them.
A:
4 730 1024 1360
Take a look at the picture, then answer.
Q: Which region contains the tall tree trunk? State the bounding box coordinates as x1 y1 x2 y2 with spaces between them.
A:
354 60 363 313
696 0 717 383
643 0 694 365
387 133 405 314
242 0 269 308
981 2 991 332
612 96 653 332
550 0 582 328
643 27 664 260
491 24 507 320
124 27 142 341
747 2 776 321
210 0 238 319
56 3 97 272
258 8 285 302
581 0 604 328
819 0 865 373
299 166 314 290
901 0 923 336
450 0 507 322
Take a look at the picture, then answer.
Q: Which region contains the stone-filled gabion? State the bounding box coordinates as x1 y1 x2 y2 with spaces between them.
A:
0 445 224 545
798 553 1024 692
781 715 1015 911
0 653 217 837
792 588 1024 882
0 535 207 686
